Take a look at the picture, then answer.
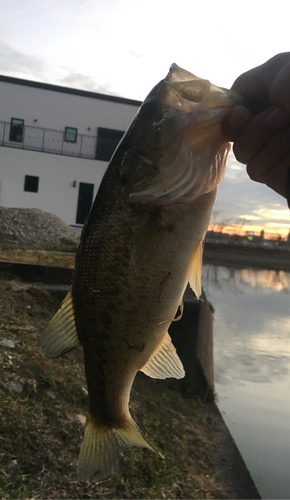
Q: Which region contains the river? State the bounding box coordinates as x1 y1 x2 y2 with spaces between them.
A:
202 264 290 499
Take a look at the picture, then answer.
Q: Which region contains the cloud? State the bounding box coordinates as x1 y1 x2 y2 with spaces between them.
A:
0 41 45 80
59 73 118 95
214 150 290 229
0 41 120 98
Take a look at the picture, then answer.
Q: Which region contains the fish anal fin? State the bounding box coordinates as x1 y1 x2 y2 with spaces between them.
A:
39 289 81 358
77 411 163 483
140 332 185 380
187 239 204 299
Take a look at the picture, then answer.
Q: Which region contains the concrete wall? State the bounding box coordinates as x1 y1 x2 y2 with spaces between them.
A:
169 287 214 400
0 79 140 135
0 147 107 226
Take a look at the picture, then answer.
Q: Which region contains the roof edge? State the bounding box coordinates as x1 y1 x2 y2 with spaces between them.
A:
0 74 142 107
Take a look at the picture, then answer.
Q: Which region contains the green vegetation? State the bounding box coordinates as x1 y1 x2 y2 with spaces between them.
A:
0 272 226 499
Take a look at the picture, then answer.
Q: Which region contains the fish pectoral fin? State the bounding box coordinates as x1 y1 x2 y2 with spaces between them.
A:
39 289 81 358
140 332 185 380
187 239 204 299
77 411 164 483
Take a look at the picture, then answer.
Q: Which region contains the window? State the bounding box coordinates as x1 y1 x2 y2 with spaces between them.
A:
24 175 39 193
96 127 125 161
64 127 77 143
9 118 24 142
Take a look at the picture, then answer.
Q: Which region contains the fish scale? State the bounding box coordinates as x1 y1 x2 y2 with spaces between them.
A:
39 63 242 482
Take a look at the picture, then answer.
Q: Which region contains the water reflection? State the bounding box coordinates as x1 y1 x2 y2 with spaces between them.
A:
240 268 290 291
203 264 290 498
203 264 290 385
204 265 290 293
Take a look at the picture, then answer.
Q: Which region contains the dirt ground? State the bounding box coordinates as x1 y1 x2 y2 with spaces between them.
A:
0 272 228 499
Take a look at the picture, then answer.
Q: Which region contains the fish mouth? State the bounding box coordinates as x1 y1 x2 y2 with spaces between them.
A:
165 63 242 122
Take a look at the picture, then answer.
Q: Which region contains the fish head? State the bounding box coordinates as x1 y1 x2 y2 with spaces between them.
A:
118 63 242 205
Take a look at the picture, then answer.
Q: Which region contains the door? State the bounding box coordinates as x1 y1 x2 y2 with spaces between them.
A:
76 182 94 224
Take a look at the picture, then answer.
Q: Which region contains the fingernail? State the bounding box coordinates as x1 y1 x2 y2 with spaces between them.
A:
266 108 288 128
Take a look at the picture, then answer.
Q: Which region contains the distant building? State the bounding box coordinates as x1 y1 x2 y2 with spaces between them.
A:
247 230 254 242
0 75 141 229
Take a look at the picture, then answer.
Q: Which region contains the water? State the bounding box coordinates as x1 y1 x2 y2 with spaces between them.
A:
203 264 290 499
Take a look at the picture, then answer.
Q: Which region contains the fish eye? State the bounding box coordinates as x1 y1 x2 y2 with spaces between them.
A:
139 97 159 117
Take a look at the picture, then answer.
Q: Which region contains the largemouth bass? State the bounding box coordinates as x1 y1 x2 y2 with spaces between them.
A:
39 64 241 482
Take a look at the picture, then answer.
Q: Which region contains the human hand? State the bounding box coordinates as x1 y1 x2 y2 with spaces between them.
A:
221 53 290 199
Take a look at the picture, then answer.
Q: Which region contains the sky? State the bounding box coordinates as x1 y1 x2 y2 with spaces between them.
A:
0 0 290 236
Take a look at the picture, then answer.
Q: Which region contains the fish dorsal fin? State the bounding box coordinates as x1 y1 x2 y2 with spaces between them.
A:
140 332 185 379
39 289 81 358
187 240 204 299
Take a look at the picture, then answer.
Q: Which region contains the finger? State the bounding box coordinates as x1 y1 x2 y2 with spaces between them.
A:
232 52 290 99
247 128 290 182
247 154 290 199
266 106 290 128
221 105 252 142
232 107 287 164
270 61 290 113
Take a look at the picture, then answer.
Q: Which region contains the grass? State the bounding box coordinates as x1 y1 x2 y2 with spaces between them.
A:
0 271 227 499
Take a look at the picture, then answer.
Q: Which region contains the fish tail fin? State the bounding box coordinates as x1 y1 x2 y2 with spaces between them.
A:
77 411 164 483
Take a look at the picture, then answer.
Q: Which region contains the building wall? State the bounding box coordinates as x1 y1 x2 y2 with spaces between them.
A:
0 77 141 227
0 145 107 227
0 80 140 135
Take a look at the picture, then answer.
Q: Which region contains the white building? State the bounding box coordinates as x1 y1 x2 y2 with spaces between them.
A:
0 75 141 229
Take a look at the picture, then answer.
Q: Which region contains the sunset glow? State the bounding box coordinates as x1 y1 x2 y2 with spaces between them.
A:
208 223 290 239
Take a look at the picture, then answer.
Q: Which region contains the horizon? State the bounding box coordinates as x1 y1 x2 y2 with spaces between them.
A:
208 222 289 240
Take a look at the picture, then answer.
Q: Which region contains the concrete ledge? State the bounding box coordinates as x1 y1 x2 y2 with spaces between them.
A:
207 401 261 499
169 288 214 400
0 260 73 284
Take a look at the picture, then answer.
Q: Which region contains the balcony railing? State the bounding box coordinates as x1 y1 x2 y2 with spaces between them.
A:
0 120 98 159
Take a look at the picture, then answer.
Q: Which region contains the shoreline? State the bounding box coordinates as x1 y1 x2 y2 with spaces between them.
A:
204 241 290 272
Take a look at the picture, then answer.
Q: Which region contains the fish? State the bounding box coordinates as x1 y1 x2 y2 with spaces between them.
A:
39 64 242 483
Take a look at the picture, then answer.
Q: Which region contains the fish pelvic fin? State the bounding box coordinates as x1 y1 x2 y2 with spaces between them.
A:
39 289 81 358
77 411 164 483
187 239 204 299
140 332 185 380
